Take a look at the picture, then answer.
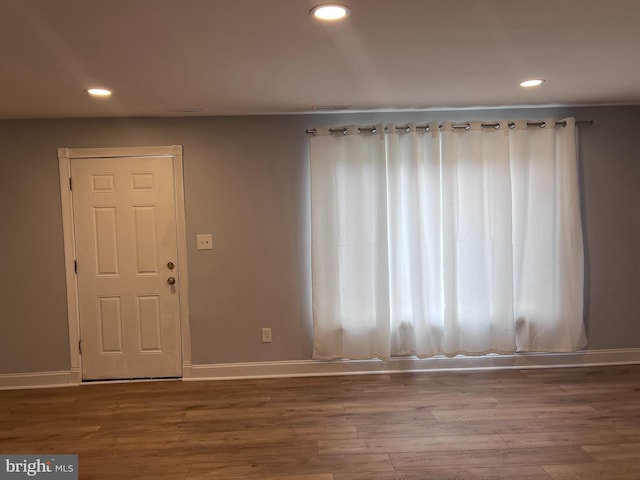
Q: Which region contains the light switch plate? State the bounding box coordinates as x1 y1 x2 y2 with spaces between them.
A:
196 234 213 250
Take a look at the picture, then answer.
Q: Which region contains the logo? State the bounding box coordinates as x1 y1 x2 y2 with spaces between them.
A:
0 456 77 479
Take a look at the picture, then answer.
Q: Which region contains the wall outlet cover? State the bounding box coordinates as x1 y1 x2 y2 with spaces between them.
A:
261 328 272 343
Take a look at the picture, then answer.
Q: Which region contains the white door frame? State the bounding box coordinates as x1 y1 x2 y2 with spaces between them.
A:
58 146 192 382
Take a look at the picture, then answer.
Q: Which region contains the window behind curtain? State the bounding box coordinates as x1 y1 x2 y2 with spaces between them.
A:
310 119 586 360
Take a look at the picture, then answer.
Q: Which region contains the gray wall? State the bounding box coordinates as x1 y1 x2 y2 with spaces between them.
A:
0 106 638 374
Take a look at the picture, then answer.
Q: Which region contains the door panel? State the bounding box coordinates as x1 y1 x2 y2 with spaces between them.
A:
133 207 159 274
72 156 181 380
98 296 123 353
93 207 119 275
137 295 162 351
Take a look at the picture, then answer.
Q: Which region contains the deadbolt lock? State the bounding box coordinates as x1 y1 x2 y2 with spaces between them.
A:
167 261 175 270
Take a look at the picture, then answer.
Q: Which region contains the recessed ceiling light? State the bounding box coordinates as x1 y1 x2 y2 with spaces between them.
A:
310 4 350 21
520 79 545 88
87 88 112 97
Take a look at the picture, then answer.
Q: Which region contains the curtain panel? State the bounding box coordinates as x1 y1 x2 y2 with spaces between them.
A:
310 118 586 360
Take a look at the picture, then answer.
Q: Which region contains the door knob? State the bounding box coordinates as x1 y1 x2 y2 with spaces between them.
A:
167 277 176 285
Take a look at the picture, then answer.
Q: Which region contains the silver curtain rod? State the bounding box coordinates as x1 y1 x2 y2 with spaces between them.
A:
306 120 594 135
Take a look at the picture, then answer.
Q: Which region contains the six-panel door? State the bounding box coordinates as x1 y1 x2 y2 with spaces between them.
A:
71 156 181 380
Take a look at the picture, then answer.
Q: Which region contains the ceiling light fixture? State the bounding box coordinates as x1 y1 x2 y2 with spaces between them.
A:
310 4 350 21
87 88 112 97
520 79 545 88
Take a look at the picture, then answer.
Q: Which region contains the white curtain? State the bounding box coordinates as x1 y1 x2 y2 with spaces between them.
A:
310 118 586 360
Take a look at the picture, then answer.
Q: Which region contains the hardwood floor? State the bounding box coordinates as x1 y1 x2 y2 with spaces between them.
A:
1 365 639 479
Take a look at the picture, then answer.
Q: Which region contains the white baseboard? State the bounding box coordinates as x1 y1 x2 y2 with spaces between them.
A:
186 348 640 381
0 370 80 390
3 349 640 389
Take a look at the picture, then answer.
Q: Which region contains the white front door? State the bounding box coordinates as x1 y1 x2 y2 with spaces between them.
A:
71 156 181 380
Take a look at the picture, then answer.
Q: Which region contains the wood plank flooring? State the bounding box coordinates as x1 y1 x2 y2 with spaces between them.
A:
1 365 639 479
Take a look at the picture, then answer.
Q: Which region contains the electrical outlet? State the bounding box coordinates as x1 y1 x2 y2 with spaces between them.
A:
196 234 213 250
261 328 272 343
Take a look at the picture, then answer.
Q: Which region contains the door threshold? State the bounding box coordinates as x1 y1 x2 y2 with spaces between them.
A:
81 377 181 385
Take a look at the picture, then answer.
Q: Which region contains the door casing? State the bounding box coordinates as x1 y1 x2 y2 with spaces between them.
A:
58 146 192 382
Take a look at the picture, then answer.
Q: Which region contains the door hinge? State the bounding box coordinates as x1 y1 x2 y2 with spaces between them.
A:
69 177 73 191
79 341 82 355
74 260 77 274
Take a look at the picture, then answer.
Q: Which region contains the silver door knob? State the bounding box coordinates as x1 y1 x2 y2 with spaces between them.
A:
167 277 176 285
